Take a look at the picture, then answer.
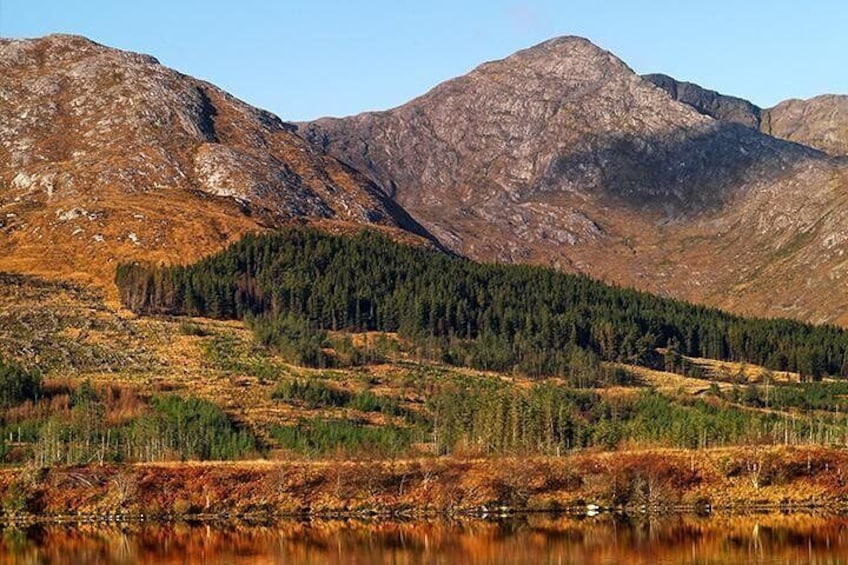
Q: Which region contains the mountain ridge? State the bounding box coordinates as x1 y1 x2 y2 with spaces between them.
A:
5 33 848 324
645 72 848 157
642 73 763 129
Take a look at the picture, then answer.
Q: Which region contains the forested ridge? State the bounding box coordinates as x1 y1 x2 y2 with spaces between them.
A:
115 227 848 379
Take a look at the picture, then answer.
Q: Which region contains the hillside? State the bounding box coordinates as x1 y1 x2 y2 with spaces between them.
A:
4 232 848 517
6 229 848 461
115 227 848 380
0 34 432 289
301 36 848 325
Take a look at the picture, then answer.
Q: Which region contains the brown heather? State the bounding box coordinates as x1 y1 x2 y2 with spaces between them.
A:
3 446 848 520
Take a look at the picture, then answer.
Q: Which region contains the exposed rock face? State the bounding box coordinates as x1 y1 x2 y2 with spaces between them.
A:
762 95 848 156
300 36 848 324
643 73 762 128
303 38 816 223
0 34 432 286
644 75 848 158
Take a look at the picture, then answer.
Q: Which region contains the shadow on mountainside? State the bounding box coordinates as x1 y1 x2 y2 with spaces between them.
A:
534 122 826 215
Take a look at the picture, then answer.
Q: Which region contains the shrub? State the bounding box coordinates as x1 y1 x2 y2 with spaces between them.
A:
134 395 258 460
348 391 403 416
248 313 331 368
271 380 350 408
177 321 212 337
0 358 41 408
270 418 413 457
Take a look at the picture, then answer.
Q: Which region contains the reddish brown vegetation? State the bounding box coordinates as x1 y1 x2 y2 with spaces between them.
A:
2 446 848 521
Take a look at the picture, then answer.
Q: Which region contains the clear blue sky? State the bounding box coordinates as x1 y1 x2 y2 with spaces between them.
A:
2 1 846 121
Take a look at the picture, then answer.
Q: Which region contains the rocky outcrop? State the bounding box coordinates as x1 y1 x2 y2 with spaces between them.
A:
644 75 848 158
762 95 848 156
643 73 762 128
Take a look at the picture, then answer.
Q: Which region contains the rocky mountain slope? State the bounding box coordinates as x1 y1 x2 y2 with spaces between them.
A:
646 74 848 157
643 73 762 128
762 95 848 157
0 34 431 288
301 37 848 324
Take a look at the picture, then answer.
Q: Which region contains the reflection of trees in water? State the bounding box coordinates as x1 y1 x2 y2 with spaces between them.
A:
0 514 846 564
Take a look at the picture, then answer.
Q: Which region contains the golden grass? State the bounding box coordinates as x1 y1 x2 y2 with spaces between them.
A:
684 355 800 384
621 364 729 394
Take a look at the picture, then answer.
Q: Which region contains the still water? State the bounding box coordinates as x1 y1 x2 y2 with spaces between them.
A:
1 513 847 564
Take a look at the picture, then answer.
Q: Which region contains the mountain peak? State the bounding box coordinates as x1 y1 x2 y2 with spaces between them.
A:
2 33 100 49
30 33 101 47
0 33 161 69
470 34 632 84
303 34 723 213
513 34 606 56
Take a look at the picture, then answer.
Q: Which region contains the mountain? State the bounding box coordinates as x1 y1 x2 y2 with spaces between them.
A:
299 36 848 325
0 34 432 288
762 95 848 157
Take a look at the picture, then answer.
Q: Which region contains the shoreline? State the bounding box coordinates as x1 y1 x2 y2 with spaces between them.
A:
2 446 848 524
1 504 846 528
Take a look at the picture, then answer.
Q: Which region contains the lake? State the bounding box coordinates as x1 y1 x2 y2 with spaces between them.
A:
1 513 847 564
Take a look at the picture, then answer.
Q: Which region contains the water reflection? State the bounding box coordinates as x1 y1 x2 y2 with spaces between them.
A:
1 513 847 564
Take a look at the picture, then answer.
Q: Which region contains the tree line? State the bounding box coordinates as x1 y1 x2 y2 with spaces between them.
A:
115 227 848 379
0 375 257 465
426 381 846 454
